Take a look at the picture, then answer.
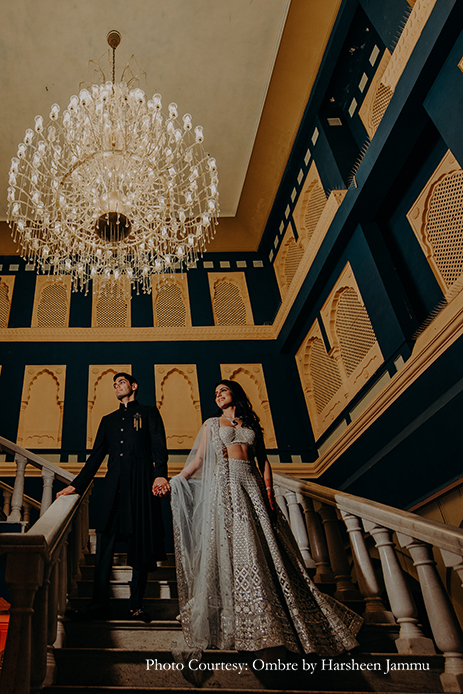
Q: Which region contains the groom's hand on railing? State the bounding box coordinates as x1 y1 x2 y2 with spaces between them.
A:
56 485 77 498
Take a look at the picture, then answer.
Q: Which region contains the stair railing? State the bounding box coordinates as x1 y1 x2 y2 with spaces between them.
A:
0 481 41 525
0 435 75 524
0 435 90 694
274 472 463 694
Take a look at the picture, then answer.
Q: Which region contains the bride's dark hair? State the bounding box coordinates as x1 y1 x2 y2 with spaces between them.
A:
215 379 263 436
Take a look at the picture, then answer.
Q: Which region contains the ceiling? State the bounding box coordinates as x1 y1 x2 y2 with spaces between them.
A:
0 0 341 254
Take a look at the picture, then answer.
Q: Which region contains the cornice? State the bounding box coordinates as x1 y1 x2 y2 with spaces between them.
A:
0 324 276 343
2 460 313 479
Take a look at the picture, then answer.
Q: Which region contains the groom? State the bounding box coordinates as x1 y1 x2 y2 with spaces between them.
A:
58 372 170 621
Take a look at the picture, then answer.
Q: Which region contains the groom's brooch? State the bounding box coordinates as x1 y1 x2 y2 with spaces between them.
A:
133 413 142 431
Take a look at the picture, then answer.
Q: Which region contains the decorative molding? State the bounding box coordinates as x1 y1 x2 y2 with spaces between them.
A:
155 364 202 449
31 276 71 328
17 365 66 449
359 0 437 139
208 272 254 326
3 460 312 478
220 363 277 448
382 0 437 92
87 364 131 447
0 324 275 342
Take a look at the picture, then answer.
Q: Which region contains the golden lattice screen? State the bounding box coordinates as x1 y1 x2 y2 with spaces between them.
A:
306 337 342 415
155 282 187 327
303 181 327 243
407 150 463 294
335 288 377 377
208 273 253 326
0 282 10 328
296 263 383 439
36 283 68 327
93 281 130 328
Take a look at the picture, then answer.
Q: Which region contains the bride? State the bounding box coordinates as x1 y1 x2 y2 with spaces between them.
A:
169 380 362 656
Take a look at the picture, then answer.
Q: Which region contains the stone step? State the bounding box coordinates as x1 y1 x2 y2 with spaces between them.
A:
79 565 177 582
75 579 178 599
49 650 445 691
67 597 179 621
63 620 182 649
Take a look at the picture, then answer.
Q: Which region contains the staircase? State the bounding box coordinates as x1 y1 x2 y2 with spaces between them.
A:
42 551 446 694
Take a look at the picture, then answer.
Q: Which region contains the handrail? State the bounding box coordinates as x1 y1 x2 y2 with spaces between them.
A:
275 472 463 555
0 485 91 694
273 472 463 693
0 480 41 511
0 435 74 484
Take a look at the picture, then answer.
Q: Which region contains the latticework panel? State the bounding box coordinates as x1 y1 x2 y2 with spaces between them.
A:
306 337 343 415
36 283 68 327
304 182 327 243
213 282 248 326
155 282 187 327
95 283 129 327
0 282 10 328
426 170 463 287
335 288 376 376
284 238 305 288
371 83 393 132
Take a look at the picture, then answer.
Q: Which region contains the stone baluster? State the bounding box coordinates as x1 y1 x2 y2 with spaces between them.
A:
284 489 314 568
22 502 31 526
319 504 362 601
340 510 395 623
2 488 12 517
296 493 316 569
8 453 28 523
40 468 55 516
302 497 335 584
274 484 289 522
398 534 463 692
0 548 45 694
363 521 435 654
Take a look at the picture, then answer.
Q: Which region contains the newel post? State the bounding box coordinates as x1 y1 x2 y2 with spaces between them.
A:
0 542 45 694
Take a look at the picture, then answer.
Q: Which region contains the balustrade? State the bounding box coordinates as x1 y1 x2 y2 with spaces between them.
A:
274 471 463 692
3 436 463 692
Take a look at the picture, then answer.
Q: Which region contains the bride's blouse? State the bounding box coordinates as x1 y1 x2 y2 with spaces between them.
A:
218 425 256 448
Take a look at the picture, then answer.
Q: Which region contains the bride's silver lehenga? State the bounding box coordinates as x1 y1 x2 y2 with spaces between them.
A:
170 418 362 656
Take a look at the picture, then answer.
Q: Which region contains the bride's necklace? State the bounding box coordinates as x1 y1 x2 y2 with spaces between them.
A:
222 412 241 427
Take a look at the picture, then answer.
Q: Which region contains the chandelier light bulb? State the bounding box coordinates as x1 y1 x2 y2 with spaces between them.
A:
7 31 219 294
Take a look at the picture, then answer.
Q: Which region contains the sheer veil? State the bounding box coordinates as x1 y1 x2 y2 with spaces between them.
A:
170 418 233 651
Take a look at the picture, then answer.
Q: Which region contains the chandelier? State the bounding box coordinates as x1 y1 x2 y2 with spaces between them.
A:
7 31 219 294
